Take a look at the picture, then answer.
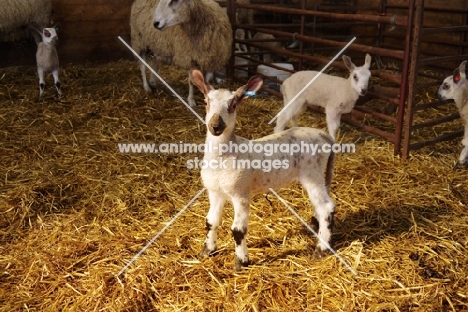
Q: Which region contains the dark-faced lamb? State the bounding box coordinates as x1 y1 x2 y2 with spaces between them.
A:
190 69 336 270
438 60 468 169
130 0 232 107
274 54 372 140
32 23 61 99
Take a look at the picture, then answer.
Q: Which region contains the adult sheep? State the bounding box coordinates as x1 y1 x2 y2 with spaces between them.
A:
0 0 53 42
130 0 232 107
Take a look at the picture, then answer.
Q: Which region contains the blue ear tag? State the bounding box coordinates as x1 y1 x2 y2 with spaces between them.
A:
244 91 257 97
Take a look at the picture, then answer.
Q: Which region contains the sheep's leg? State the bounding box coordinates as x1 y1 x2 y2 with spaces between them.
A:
186 70 196 107
456 120 468 169
149 60 160 88
38 68 45 99
51 69 61 98
326 110 342 141
303 179 335 258
139 54 152 93
231 196 250 270
200 190 227 257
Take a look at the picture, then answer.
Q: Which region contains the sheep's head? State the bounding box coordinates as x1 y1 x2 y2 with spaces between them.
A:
343 53 372 97
438 60 468 101
153 0 190 30
190 70 263 137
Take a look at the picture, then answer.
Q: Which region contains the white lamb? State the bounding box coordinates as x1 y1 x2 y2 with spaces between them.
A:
31 23 61 99
438 60 468 169
0 0 52 42
190 69 336 270
274 54 372 140
251 32 284 63
130 0 232 107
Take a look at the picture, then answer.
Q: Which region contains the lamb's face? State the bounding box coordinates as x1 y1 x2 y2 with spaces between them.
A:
205 90 238 137
153 0 189 30
438 76 456 101
190 69 263 137
351 67 371 96
438 60 468 101
42 27 58 44
344 53 372 97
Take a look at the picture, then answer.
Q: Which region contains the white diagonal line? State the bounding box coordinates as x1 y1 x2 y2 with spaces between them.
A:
268 188 357 275
118 36 206 124
116 187 206 277
268 37 356 124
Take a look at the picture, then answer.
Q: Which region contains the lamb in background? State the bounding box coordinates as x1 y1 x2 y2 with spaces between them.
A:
438 60 468 169
191 69 336 270
31 23 61 99
130 0 232 107
0 0 52 42
235 28 248 53
251 32 284 63
274 54 372 139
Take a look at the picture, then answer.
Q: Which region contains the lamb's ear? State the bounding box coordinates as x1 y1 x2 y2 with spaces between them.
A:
229 76 263 113
343 55 354 71
364 53 372 69
459 60 467 80
30 22 42 35
53 22 61 31
191 69 210 96
453 67 462 84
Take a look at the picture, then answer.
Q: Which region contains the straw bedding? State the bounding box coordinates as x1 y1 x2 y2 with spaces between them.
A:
0 60 467 311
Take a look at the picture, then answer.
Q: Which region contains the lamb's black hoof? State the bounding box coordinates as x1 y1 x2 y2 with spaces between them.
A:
454 161 468 170
234 257 249 271
313 246 332 259
199 243 216 257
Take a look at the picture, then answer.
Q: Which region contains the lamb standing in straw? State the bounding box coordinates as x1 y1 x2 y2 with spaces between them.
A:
438 60 468 169
274 54 372 139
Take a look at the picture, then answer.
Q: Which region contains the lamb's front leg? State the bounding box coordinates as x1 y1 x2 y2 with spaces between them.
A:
200 190 226 257
231 196 250 270
38 68 45 99
455 120 468 169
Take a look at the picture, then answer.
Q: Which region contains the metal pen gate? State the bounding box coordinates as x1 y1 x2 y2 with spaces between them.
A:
223 0 468 158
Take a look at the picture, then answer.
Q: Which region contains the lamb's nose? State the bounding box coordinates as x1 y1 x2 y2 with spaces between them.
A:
361 88 367 96
153 21 160 29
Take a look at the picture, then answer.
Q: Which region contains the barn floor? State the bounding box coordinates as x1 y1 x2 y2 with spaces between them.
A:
0 60 467 311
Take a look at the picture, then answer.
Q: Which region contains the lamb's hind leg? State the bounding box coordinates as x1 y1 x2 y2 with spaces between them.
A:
274 96 305 133
51 69 61 98
303 179 335 258
231 196 250 270
201 190 227 257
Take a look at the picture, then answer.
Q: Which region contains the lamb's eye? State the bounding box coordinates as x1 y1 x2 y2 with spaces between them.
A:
170 0 179 6
44 30 51 37
443 83 450 90
353 74 358 81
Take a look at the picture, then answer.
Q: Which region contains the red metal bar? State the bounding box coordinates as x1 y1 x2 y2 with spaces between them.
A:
402 0 424 159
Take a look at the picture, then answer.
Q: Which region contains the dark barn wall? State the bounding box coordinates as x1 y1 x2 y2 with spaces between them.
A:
52 0 134 64
0 0 134 68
